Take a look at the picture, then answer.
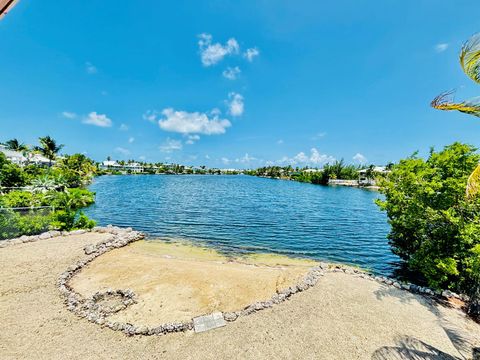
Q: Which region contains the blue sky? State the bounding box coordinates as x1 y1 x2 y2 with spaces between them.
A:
1 1 480 168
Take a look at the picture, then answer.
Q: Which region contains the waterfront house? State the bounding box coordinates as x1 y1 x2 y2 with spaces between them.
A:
100 160 144 173
0 144 27 165
358 166 389 186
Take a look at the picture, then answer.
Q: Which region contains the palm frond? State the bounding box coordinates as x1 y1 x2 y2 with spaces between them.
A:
431 91 480 117
467 163 480 199
460 33 480 85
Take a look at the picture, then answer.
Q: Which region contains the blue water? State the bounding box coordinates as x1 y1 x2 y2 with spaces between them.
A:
85 175 398 275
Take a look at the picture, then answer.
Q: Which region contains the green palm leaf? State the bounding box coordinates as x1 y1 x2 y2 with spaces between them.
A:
460 33 480 85
431 92 480 117
466 163 480 199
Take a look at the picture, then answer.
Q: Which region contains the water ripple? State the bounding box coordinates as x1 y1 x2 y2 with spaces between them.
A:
85 175 397 275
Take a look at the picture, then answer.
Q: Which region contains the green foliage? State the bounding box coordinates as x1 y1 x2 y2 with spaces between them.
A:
5 138 28 152
0 191 36 208
377 143 480 296
0 163 26 188
53 154 97 187
0 141 97 239
74 212 96 229
250 160 361 186
0 209 51 239
34 135 64 162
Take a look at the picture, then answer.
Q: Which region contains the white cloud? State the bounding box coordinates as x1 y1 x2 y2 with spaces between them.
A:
198 33 239 66
143 110 158 123
221 157 231 165
158 108 231 135
275 148 335 166
114 147 130 156
119 123 129 131
128 137 135 144
83 112 112 127
222 66 241 80
435 43 449 53
235 153 256 164
159 138 183 153
312 132 327 140
62 111 77 119
243 47 259 62
277 139 284 145
186 134 200 145
85 62 98 74
227 92 244 117
353 153 368 164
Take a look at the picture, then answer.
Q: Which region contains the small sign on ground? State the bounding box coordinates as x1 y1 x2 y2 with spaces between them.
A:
193 312 227 333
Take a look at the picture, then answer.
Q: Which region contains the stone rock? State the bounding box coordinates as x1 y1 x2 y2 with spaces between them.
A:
84 244 96 255
223 312 238 322
39 232 52 240
70 229 87 235
135 325 149 335
401 284 411 291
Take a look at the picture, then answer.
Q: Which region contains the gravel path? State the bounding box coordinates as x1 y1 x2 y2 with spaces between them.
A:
1 233 479 360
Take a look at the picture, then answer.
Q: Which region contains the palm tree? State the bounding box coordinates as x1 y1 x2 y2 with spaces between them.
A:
5 138 28 152
34 136 64 165
431 33 480 198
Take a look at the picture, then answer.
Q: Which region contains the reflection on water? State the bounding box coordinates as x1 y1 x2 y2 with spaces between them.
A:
85 175 398 275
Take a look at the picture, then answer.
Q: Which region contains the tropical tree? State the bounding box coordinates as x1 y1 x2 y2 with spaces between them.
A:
34 136 64 164
5 138 28 152
431 33 480 198
430 33 480 318
377 143 480 319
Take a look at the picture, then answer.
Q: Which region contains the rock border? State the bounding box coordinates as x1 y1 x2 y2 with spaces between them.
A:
0 227 470 336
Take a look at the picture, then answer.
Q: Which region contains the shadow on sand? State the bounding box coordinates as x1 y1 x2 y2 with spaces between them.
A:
371 335 459 360
372 285 478 360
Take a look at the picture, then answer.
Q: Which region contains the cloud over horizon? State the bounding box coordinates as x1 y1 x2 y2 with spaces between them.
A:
353 153 367 164
159 138 183 153
157 108 232 135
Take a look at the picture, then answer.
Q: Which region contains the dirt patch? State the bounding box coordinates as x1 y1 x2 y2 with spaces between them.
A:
69 240 313 326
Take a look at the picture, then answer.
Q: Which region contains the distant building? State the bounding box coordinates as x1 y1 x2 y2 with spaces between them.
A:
125 162 144 173
358 166 390 186
100 160 144 173
0 145 26 165
28 153 52 166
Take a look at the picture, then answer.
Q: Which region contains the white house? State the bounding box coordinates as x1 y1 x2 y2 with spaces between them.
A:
358 166 390 186
100 160 122 170
100 160 144 173
0 145 26 165
28 153 53 166
124 162 144 173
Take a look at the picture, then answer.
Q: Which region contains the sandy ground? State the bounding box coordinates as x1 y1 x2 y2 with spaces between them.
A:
70 240 314 325
1 233 480 360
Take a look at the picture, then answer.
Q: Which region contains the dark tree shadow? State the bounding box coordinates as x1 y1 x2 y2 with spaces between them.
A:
373 285 479 359
371 336 460 360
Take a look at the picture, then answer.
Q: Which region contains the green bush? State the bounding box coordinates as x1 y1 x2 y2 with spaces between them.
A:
0 163 26 188
0 210 51 240
377 143 480 296
73 211 96 229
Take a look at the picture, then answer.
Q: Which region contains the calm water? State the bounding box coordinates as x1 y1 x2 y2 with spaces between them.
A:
85 175 398 275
